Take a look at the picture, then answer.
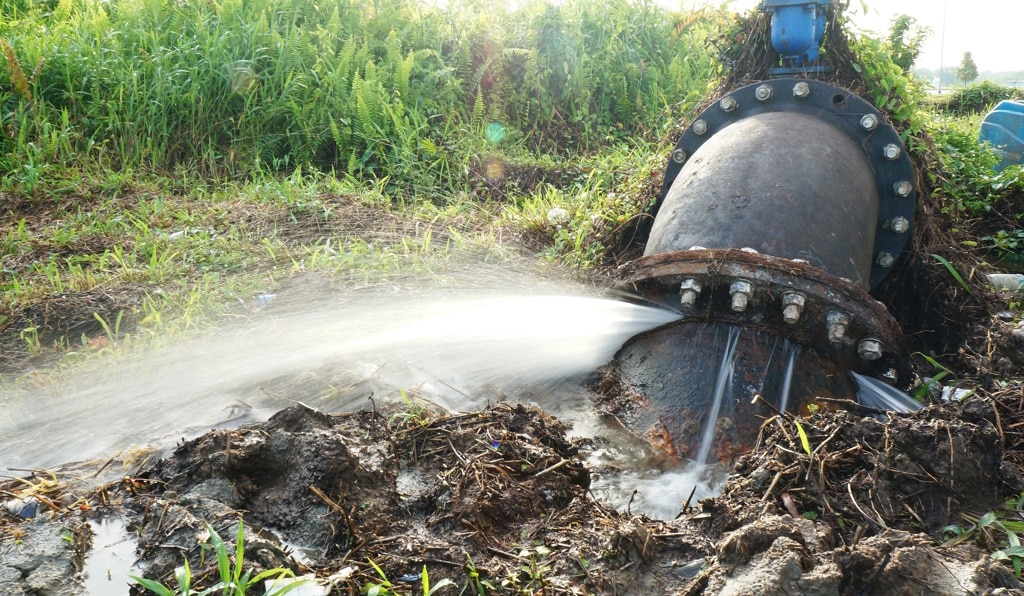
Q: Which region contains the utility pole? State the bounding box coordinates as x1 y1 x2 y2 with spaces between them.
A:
938 0 948 93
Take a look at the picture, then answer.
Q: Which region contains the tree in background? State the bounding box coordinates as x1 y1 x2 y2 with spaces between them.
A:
957 51 979 86
887 14 931 72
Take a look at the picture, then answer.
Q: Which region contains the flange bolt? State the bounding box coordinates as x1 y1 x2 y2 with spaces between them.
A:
860 114 879 131
730 279 754 312
894 180 914 197
792 81 810 98
679 278 702 307
858 338 884 361
884 216 910 234
720 96 738 112
755 84 773 101
671 148 688 164
692 119 709 136
883 143 902 161
827 312 850 343
876 251 896 268
782 292 806 324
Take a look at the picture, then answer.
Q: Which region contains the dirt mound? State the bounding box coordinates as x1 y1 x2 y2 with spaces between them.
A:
4 397 1024 595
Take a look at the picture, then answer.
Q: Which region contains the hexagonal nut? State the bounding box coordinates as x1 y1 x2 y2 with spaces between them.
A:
680 278 702 293
782 292 806 308
857 339 884 360
730 279 753 296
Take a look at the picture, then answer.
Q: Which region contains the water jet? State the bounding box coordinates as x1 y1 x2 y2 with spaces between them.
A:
610 69 921 461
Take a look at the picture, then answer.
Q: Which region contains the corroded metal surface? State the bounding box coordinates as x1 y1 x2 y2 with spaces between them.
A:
614 322 855 461
616 248 906 365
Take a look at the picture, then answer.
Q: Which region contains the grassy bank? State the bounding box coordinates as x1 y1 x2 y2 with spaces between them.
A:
3 0 1024 379
1 0 723 188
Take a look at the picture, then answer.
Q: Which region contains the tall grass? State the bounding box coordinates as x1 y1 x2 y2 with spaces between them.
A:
0 0 725 192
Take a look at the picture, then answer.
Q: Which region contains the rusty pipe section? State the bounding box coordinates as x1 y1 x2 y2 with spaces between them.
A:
611 79 917 462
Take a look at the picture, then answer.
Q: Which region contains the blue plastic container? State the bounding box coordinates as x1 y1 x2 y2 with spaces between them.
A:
980 100 1024 172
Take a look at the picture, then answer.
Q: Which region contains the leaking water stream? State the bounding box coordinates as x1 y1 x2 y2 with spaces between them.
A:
0 271 925 525
0 281 695 514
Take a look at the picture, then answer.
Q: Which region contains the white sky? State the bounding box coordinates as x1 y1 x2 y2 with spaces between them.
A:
717 0 1024 74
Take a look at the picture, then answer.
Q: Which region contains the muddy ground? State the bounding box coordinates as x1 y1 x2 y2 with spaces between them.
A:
4 375 1024 595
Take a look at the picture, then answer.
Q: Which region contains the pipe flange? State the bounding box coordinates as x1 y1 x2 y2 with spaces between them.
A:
616 248 905 363
658 78 916 289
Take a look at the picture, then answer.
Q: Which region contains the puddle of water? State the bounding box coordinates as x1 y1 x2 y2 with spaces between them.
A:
590 464 729 520
83 517 139 596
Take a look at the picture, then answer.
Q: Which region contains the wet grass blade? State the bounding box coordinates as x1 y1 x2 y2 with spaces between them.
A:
795 421 812 458
931 253 975 298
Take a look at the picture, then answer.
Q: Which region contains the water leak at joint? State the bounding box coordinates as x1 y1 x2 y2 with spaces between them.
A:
612 320 863 462
695 326 741 465
851 371 924 413
0 284 681 473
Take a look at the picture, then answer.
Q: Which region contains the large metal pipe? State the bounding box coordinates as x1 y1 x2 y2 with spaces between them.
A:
648 111 880 287
610 78 918 462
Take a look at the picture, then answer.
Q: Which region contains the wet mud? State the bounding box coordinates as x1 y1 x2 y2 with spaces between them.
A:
4 395 1024 595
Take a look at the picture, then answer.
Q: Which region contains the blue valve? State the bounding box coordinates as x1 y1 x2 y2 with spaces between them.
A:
760 0 831 70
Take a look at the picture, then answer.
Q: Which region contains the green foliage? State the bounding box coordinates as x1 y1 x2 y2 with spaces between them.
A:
794 420 812 458
928 118 1024 263
463 552 497 595
929 119 1023 214
946 81 1022 116
912 351 956 400
886 14 930 72
849 34 925 138
957 51 979 86
943 492 1024 577
363 559 455 596
0 0 723 191
132 520 305 595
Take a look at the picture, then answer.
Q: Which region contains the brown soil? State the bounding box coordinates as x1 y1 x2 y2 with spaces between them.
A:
4 396 1024 595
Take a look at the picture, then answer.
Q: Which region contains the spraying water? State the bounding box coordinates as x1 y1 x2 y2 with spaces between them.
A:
851 372 923 413
778 341 801 414
0 284 680 470
694 326 742 464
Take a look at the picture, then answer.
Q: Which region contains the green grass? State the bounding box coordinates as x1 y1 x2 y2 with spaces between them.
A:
0 0 726 188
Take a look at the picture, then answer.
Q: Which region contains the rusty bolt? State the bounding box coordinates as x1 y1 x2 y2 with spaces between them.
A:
827 312 850 343
857 338 884 361
730 279 754 312
679 278 702 307
781 292 806 324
